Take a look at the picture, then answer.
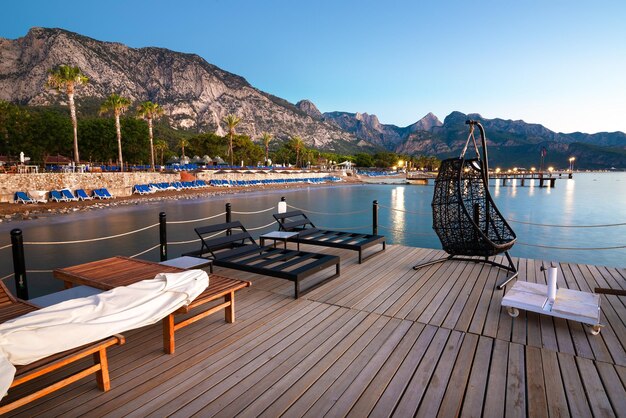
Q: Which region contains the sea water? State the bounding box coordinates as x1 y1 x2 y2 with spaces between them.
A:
0 172 624 297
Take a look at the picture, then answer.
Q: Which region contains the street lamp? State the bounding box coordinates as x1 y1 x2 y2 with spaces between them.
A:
568 157 575 172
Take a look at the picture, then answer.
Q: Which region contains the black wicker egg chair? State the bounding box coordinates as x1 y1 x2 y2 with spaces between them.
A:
413 120 518 289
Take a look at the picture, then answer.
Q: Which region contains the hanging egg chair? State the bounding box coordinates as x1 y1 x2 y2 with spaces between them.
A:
413 120 518 289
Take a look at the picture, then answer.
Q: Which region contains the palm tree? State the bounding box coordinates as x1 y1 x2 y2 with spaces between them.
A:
154 139 168 166
46 65 89 164
261 132 272 165
100 94 131 171
178 138 190 158
292 135 304 167
137 101 164 171
223 114 241 166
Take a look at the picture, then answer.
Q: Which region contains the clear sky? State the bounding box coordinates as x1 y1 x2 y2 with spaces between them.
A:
2 0 625 134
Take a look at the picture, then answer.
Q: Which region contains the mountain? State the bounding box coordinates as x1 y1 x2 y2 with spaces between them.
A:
419 111 626 169
0 27 366 152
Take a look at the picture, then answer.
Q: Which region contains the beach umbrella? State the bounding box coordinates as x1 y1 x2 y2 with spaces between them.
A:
202 155 212 164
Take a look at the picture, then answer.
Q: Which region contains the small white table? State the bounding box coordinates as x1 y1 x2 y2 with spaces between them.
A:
259 231 299 249
160 256 212 270
501 281 602 334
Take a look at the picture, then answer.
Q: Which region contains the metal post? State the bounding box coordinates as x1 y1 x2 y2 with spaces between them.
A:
10 229 28 300
226 203 232 235
159 212 167 261
373 200 379 235
281 196 286 202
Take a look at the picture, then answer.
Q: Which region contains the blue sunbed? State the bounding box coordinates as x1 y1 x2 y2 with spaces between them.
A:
15 191 35 204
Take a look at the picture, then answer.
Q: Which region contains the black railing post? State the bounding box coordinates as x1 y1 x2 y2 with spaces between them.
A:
226 203 232 236
281 196 286 202
159 212 167 261
10 229 28 300
373 200 379 235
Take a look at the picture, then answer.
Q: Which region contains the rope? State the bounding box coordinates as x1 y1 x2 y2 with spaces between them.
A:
508 219 626 228
24 223 159 245
0 273 14 282
0 244 11 251
378 225 433 236
517 242 626 250
245 221 276 231
318 225 371 231
25 269 54 274
377 204 431 216
169 238 202 245
232 206 275 215
167 212 226 225
130 244 161 258
286 204 369 216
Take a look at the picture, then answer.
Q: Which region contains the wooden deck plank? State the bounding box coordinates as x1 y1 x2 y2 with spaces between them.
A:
540 350 570 418
595 361 626 415
206 308 364 417
367 324 439 417
558 352 592 417
460 336 493 418
283 316 399 417
575 356 615 417
414 330 465 418
505 343 526 418
525 346 548 418
308 319 412 417
482 338 508 417
389 327 452 417
436 332 479 418
3 246 624 418
346 322 427 417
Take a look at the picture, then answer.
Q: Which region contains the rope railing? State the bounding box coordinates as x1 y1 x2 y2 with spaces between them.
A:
24 269 54 274
377 204 431 216
167 212 226 225
517 242 626 250
168 238 202 245
0 243 11 251
232 206 275 215
0 273 14 282
378 224 434 236
318 225 372 231
286 203 369 216
507 219 626 228
130 244 161 258
245 221 277 232
23 223 160 245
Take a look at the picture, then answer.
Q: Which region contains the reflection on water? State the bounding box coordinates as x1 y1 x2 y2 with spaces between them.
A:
1 173 624 297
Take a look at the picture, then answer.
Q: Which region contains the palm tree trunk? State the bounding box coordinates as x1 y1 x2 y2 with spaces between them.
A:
148 118 155 171
68 91 79 163
229 134 234 166
115 112 123 171
265 146 269 165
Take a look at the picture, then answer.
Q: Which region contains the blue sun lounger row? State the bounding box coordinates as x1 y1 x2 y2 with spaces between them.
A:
133 180 209 194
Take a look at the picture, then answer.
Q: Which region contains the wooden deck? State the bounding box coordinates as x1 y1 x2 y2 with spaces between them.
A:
3 244 625 417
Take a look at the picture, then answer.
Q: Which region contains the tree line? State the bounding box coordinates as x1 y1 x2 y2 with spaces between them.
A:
0 64 441 171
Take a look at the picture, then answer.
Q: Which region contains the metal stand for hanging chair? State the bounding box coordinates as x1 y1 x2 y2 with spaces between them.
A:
413 120 518 289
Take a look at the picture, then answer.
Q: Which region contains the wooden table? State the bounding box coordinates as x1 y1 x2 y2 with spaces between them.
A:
54 256 251 354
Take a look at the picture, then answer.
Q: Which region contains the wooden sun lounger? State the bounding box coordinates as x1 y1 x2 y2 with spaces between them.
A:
0 281 124 414
183 221 340 298
273 210 386 263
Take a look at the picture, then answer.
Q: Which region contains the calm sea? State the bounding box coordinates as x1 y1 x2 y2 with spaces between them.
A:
1 172 624 298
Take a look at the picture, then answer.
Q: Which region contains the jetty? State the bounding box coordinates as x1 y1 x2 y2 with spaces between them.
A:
4 244 624 416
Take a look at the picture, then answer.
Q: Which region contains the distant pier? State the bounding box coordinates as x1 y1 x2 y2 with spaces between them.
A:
405 171 574 187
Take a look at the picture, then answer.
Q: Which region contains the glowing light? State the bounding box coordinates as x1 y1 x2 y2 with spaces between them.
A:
495 167 501 173
548 166 554 172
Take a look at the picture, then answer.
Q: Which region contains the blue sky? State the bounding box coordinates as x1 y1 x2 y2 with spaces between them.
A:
2 0 626 134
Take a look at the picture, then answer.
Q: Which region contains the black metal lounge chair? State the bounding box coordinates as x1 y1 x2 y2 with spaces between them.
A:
272 210 386 263
183 221 340 298
413 120 518 289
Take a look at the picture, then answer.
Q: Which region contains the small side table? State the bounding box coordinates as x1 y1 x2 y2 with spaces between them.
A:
160 256 213 270
259 231 299 249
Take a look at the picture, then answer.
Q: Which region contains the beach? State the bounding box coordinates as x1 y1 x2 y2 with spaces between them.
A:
0 176 363 221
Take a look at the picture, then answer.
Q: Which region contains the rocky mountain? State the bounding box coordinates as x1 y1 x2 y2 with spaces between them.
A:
0 27 364 152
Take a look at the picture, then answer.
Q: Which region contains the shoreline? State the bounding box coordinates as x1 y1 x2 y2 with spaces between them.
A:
0 178 364 222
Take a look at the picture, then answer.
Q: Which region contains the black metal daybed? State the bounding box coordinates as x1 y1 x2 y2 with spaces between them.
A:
183 221 340 298
272 210 386 263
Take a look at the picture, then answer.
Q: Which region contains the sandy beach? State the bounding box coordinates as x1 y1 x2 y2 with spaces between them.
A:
0 177 364 222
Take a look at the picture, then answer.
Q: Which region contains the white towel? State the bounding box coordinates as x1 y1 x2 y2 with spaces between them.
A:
0 270 208 398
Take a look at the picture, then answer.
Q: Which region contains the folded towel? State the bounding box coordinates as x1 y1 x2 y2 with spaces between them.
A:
0 270 208 398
